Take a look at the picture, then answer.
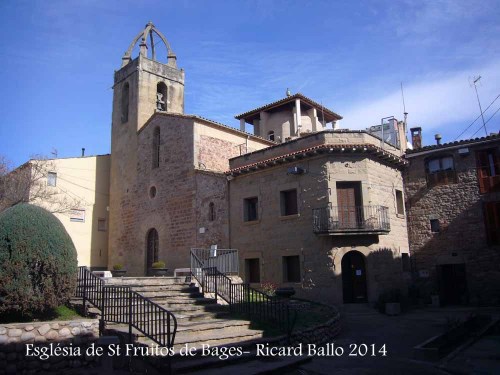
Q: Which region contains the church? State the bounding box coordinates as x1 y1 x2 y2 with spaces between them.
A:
13 23 410 305
106 22 409 305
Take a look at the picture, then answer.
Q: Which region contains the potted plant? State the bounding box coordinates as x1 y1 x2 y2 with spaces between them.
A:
261 282 277 297
150 261 168 277
111 264 126 277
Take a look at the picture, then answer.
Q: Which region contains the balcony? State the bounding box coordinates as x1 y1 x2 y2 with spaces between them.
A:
313 205 390 235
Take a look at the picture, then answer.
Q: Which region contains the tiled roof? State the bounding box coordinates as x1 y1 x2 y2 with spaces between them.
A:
234 93 343 121
406 132 500 155
227 143 407 175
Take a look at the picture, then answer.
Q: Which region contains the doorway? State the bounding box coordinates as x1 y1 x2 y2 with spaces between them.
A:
437 264 467 305
146 228 159 275
336 182 363 229
342 251 368 303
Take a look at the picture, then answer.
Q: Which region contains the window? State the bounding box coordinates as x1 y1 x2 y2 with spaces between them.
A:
149 186 157 198
152 127 160 169
70 209 85 223
208 202 215 221
47 172 57 187
245 258 260 283
430 219 440 233
244 197 258 222
156 82 167 111
98 218 106 232
121 82 129 123
484 201 500 245
395 189 404 215
280 189 298 216
426 156 456 187
268 131 275 141
477 149 500 193
283 255 301 282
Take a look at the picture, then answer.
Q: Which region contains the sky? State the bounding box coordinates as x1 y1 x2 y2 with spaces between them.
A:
1 0 499 167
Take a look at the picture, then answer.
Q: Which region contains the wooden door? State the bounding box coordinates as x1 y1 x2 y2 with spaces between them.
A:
342 251 368 303
337 182 362 229
146 228 159 275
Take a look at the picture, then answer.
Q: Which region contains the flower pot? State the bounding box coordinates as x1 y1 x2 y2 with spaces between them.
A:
385 302 401 316
111 269 127 277
150 268 169 277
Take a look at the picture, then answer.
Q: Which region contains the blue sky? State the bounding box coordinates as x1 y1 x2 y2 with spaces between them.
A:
1 0 499 167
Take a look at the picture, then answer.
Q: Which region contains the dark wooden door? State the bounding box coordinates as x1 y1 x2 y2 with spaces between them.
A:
337 182 361 229
437 264 467 305
146 228 159 275
342 251 368 303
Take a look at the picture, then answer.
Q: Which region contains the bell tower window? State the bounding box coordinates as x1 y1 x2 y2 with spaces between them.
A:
153 127 160 169
157 82 168 111
121 82 129 123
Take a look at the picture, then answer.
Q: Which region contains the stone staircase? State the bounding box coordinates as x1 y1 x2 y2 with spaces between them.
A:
101 277 266 351
72 276 310 374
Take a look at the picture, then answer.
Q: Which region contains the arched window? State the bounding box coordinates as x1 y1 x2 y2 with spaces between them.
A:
209 202 215 221
152 127 160 169
156 82 168 111
146 228 159 271
121 82 129 123
268 131 275 141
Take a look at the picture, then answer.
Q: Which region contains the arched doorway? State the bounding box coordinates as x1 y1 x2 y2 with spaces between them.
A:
146 228 159 275
341 251 367 303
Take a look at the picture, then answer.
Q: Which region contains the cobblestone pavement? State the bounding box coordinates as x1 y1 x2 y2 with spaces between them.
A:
289 305 500 375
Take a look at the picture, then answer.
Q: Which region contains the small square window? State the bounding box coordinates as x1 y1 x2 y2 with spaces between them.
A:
244 197 258 222
47 172 57 187
280 189 298 216
98 218 106 231
430 219 440 233
395 189 404 215
283 255 301 283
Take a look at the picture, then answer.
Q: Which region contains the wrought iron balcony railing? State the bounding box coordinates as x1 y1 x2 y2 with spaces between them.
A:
313 205 390 235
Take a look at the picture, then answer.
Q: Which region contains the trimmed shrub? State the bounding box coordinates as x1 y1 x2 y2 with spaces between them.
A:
0 204 78 318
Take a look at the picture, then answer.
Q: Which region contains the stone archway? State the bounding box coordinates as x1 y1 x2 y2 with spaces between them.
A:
341 250 368 303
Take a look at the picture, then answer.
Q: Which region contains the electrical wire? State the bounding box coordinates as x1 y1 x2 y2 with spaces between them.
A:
453 94 500 141
469 104 500 138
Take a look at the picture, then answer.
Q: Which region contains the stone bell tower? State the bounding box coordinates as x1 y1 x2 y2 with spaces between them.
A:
108 22 185 269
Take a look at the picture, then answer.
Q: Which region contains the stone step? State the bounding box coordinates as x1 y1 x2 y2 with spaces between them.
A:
105 277 187 286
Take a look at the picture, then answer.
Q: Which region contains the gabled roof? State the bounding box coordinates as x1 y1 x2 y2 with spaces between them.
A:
406 132 500 156
235 93 343 123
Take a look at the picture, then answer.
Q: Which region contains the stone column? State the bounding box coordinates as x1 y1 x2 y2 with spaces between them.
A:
240 119 246 132
295 99 302 135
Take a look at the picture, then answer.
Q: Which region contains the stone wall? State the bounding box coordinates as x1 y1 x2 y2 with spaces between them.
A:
0 320 99 374
405 142 500 304
229 142 409 305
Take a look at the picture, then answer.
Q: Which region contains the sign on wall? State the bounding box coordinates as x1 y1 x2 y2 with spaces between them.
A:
70 209 85 223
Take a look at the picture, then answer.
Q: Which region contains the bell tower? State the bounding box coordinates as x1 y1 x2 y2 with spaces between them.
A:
108 22 185 270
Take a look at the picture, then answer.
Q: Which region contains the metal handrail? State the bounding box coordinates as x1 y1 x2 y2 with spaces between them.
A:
76 267 177 348
189 254 296 337
313 205 390 233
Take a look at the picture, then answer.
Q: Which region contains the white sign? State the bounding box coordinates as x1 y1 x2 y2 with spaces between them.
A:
70 209 85 223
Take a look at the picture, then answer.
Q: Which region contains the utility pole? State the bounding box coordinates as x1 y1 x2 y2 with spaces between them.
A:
472 76 488 136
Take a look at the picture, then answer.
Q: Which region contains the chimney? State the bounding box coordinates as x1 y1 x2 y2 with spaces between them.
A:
434 134 442 145
410 127 422 149
81 148 85 157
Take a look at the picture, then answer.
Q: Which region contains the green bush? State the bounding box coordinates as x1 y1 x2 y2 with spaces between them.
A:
113 263 124 270
0 204 78 319
152 261 165 269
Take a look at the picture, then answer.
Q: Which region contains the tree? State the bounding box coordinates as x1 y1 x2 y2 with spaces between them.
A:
0 204 78 318
0 155 81 213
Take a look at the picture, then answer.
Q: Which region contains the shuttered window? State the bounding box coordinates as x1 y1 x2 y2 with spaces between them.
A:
476 149 500 194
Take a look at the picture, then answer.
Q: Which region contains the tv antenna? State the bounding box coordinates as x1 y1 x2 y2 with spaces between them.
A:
470 75 487 136
400 82 408 133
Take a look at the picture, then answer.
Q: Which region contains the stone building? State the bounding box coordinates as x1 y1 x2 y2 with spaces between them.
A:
227 121 410 305
107 23 273 275
405 129 500 305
